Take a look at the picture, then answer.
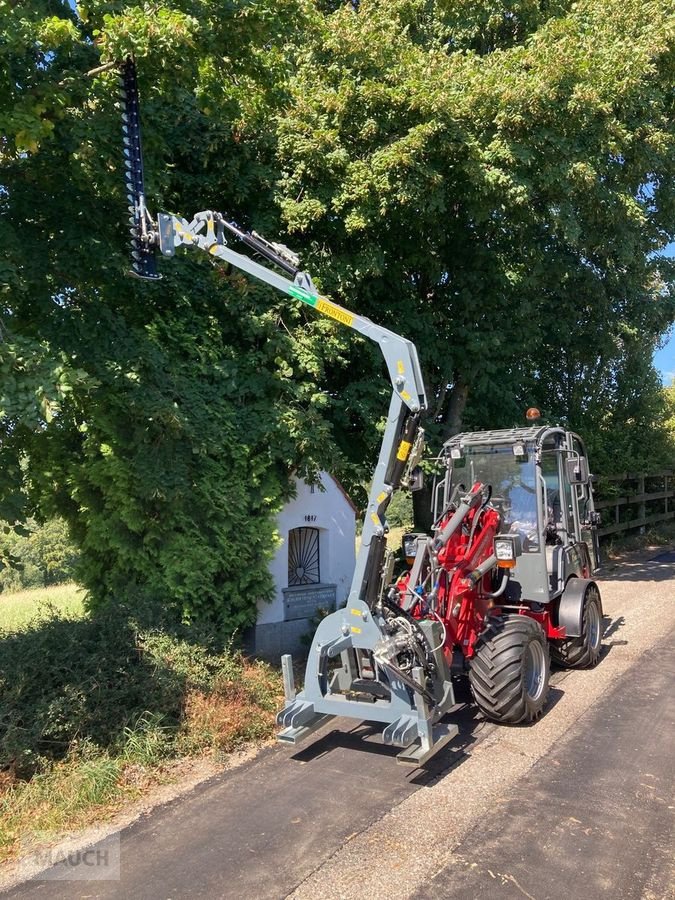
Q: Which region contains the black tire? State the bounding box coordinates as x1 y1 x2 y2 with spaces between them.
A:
469 615 550 724
551 583 603 669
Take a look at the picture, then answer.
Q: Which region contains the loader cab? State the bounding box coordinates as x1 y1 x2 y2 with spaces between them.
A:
438 427 600 605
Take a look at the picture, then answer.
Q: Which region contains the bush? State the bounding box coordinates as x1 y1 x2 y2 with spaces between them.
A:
386 491 414 529
0 601 282 781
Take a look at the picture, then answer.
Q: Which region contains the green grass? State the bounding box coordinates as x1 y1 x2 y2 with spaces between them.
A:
0 582 85 633
355 523 412 557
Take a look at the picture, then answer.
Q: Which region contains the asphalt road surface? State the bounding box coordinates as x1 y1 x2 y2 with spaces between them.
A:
415 634 675 900
4 548 674 900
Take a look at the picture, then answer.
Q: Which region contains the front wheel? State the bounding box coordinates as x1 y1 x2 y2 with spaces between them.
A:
551 582 603 669
469 615 550 724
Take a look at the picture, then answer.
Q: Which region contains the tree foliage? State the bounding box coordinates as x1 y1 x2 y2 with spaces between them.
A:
0 0 674 628
276 0 675 470
664 376 675 443
0 517 78 592
0 0 343 628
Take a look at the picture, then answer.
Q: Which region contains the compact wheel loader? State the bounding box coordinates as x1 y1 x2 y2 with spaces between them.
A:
117 57 604 766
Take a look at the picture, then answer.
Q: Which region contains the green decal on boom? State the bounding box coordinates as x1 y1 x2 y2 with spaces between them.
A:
287 284 318 307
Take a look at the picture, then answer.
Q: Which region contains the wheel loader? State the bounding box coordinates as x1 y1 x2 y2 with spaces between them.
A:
116 57 604 766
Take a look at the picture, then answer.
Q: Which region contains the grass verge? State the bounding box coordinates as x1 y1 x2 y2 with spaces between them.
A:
0 589 283 865
0 583 84 633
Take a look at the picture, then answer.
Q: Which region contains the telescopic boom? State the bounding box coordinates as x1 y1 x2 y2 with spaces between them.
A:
118 56 427 611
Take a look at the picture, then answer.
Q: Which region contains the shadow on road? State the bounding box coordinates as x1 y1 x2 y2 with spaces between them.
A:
291 675 567 786
603 614 626 640
598 555 675 583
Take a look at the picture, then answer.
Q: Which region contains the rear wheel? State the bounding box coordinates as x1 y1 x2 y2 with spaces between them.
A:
469 616 550 724
551 583 603 668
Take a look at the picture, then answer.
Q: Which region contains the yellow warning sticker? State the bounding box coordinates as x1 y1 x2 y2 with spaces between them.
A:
316 299 354 328
350 609 362 617
400 390 411 402
397 440 412 461
371 513 381 528
397 360 405 375
376 491 387 505
351 626 362 634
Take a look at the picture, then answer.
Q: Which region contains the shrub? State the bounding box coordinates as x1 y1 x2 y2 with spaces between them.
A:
386 491 414 529
0 601 282 780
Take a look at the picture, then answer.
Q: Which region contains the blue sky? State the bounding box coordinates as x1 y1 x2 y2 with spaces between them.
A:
654 243 675 384
655 335 674 385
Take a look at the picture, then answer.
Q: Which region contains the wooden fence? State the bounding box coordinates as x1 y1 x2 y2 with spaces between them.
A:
595 470 674 538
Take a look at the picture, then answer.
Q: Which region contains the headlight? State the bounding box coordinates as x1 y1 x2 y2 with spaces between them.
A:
494 539 514 560
494 535 521 568
402 533 418 559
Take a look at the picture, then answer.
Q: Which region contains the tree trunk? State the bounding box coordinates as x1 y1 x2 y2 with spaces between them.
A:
444 375 470 438
413 375 471 533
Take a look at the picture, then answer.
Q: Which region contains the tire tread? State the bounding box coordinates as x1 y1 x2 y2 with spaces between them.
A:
469 615 550 724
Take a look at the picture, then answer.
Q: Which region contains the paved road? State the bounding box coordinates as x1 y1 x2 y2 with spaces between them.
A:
415 633 675 900
4 685 484 899
4 549 674 900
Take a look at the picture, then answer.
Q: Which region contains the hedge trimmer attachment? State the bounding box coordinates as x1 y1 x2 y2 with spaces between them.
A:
119 57 159 281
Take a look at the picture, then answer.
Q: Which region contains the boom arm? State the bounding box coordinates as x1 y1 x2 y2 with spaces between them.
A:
119 56 427 608
117 56 469 764
157 209 428 606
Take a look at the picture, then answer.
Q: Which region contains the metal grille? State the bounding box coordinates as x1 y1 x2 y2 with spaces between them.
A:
288 527 320 586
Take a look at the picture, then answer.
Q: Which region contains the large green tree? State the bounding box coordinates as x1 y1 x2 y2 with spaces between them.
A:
276 0 675 477
0 0 345 628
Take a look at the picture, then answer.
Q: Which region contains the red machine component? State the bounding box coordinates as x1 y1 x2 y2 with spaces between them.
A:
395 481 565 665
396 482 501 659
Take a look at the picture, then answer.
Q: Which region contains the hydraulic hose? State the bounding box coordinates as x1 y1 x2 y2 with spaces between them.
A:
485 569 510 599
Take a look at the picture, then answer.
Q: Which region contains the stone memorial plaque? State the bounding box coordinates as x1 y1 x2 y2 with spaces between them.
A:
282 583 336 621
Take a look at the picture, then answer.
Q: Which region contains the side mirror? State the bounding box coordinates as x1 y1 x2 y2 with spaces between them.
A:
565 457 589 484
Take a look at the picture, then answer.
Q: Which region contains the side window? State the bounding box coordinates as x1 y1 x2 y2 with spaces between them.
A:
540 451 564 528
572 438 590 522
288 527 320 586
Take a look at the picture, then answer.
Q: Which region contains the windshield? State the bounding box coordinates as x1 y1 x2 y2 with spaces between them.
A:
449 446 540 550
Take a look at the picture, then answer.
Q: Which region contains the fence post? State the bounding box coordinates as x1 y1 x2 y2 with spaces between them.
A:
637 475 646 534
596 469 674 540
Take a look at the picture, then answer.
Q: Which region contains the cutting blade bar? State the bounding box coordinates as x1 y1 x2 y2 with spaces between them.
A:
119 56 160 280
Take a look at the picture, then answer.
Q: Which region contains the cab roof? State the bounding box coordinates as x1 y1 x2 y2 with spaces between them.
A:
444 426 567 449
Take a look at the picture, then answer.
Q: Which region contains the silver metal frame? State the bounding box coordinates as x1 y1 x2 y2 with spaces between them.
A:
152 210 458 763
